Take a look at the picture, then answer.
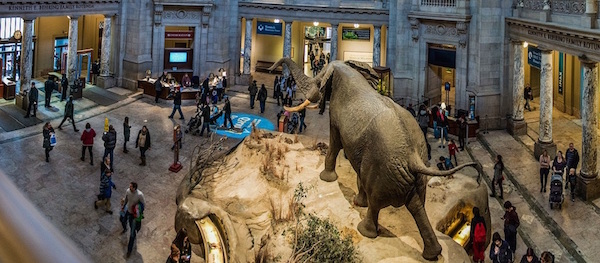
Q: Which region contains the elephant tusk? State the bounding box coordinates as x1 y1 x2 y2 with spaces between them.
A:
284 99 311 112
307 104 319 109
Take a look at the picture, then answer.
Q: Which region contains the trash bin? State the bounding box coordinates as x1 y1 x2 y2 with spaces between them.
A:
70 77 84 99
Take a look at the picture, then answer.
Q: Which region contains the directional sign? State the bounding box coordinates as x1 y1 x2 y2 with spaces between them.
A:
214 113 275 139
257 21 282 36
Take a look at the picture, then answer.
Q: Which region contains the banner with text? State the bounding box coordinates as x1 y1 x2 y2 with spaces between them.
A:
342 28 370 41
257 21 282 36
527 46 541 69
558 52 564 95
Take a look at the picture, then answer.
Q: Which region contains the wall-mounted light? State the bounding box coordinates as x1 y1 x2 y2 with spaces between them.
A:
274 19 280 23
523 41 528 48
354 23 360 28
313 21 319 26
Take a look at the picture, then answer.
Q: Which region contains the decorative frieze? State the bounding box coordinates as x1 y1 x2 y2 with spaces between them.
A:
552 0 585 14
409 17 420 42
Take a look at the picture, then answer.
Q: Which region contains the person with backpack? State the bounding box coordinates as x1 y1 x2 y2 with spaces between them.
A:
471 206 486 263
94 169 116 214
502 200 520 255
490 232 513 263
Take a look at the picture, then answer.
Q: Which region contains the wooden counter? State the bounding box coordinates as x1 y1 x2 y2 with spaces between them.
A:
139 79 199 100
2 77 16 100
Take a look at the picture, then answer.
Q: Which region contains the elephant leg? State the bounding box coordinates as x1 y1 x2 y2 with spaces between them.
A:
406 186 442 260
319 125 341 182
354 171 368 207
357 202 381 238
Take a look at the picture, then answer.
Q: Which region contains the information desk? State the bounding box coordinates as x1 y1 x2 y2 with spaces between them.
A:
2 77 16 100
138 79 198 100
448 117 479 138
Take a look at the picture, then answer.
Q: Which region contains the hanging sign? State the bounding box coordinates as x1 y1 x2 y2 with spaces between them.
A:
558 52 564 95
165 31 194 39
527 46 541 69
257 21 282 36
342 28 370 40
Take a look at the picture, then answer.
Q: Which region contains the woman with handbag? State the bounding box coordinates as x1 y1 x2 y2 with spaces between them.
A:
42 122 55 162
502 200 520 255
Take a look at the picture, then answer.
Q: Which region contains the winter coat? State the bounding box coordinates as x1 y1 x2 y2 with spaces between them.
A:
44 79 55 93
493 162 504 182
248 83 258 96
43 127 55 149
418 110 429 129
28 87 38 103
80 128 96 146
202 105 211 122
99 173 116 199
224 100 231 115
173 91 182 105
470 215 486 244
257 87 267 102
64 99 74 117
489 240 512 263
504 207 520 232
565 148 580 169
102 130 117 150
123 123 131 141
135 130 151 149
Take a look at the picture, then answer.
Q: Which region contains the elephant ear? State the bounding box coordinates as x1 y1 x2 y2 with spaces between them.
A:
345 60 379 90
318 64 335 92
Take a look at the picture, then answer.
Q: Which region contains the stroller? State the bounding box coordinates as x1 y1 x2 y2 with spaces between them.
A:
549 173 564 209
185 109 203 136
287 113 299 134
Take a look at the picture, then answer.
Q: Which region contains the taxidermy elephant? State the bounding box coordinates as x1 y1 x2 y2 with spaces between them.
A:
269 58 480 260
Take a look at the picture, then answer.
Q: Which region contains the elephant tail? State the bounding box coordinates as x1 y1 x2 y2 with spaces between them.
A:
412 161 481 178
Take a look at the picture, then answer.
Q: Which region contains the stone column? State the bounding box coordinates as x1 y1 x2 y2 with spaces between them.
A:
586 0 598 14
330 23 338 61
578 56 600 200
373 25 381 67
243 18 252 75
283 22 292 58
534 47 556 159
100 15 112 77
19 19 34 92
508 41 527 136
67 16 79 85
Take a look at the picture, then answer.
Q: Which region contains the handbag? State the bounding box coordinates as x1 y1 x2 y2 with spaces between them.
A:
49 133 57 147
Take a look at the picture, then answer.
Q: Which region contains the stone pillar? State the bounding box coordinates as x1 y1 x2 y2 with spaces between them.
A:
586 0 598 14
584 0 598 28
19 19 34 92
578 56 600 200
507 41 527 135
283 22 292 58
534 47 556 159
243 18 252 75
100 15 112 77
373 25 381 67
67 16 79 85
330 23 338 61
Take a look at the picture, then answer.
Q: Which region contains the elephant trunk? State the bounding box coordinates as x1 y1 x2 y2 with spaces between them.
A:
269 58 321 103
412 161 480 178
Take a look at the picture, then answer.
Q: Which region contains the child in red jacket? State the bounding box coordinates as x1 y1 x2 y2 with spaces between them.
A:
448 139 458 166
80 123 96 165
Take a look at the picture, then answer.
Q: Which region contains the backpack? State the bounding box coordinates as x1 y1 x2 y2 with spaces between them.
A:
473 221 485 243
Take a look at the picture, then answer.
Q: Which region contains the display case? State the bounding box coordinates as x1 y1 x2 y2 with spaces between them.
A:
468 94 476 120
373 66 391 97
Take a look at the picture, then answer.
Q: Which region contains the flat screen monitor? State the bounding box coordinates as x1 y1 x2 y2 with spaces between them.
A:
169 52 188 63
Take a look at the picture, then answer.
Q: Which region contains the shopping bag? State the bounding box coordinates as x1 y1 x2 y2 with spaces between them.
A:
50 133 57 147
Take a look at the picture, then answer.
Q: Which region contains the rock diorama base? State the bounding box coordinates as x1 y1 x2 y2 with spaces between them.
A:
175 130 488 262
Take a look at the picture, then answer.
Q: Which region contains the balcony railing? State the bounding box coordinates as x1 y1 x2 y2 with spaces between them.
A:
521 0 586 15
421 0 456 7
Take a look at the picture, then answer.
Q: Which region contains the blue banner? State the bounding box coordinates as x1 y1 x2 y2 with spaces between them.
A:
527 46 541 69
257 21 282 36
214 113 275 139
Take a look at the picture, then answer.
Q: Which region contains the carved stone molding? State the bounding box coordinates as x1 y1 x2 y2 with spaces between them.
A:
409 17 420 42
163 10 201 20
154 4 163 26
456 21 468 48
425 24 457 36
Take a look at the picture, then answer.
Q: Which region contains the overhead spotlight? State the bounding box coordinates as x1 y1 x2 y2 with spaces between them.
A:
274 19 280 23
354 23 359 28
523 41 528 48
313 21 319 26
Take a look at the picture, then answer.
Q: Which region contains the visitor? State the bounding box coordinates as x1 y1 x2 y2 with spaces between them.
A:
135 126 151 166
285 82 293 107
121 181 146 258
199 103 211 137
502 200 520 254
298 105 307 133
60 74 68 101
222 95 234 129
552 150 566 176
80 123 96 166
172 228 191 263
540 251 554 263
406 103 416 117
564 143 579 189
42 122 55 162
567 168 577 202
257 84 268 113
470 206 486 263
520 247 540 263
123 116 131 153
101 156 111 178
248 80 258 109
448 139 458 166
458 114 467 150
417 104 429 138
216 77 224 101
91 59 100 85
94 168 116 214
181 73 191 89
489 232 512 263
273 76 279 99
24 82 38 118
490 154 505 199
539 149 550 193
102 125 117 168
44 75 56 108
57 95 79 132
524 84 532 111
436 103 449 148
168 88 184 120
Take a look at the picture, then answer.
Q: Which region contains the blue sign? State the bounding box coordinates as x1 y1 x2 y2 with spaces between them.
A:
528 46 541 69
257 21 282 36
214 113 275 139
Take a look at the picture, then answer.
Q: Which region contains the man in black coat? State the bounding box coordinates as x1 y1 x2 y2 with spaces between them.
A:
25 82 38 118
248 80 258 109
168 89 184 119
222 95 234 129
199 104 211 137
60 74 68 101
57 95 79 132
257 84 267 113
44 76 56 108
102 125 117 168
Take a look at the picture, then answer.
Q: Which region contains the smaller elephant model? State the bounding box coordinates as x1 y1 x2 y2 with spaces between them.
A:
270 58 480 260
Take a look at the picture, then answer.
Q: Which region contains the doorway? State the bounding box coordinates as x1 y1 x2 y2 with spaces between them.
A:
303 26 331 76
53 37 68 73
426 44 456 111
